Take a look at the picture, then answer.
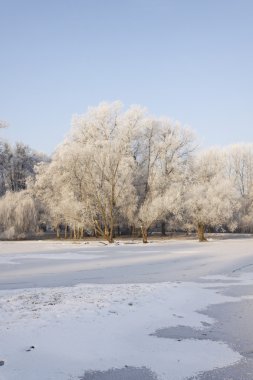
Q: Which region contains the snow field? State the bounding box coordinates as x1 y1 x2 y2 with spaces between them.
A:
0 277 245 380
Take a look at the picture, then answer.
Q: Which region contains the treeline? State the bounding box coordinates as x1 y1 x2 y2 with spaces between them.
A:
1 102 253 242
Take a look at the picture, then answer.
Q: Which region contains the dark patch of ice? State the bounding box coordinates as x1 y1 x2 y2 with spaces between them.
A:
79 366 158 380
150 325 210 341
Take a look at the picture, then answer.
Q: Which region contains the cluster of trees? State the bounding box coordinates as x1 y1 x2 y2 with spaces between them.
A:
0 141 47 195
1 103 253 242
0 132 47 238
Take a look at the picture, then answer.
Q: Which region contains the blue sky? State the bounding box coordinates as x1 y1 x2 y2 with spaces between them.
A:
0 0 252 154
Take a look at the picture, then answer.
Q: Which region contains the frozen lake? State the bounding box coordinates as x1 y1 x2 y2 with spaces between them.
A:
1 238 253 289
1 238 253 379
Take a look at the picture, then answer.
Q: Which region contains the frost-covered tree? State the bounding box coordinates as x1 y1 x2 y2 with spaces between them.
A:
0 122 48 238
182 149 239 241
0 141 47 195
0 141 12 196
0 190 39 239
130 117 195 243
69 102 143 242
35 102 143 242
225 144 253 232
33 161 63 236
34 158 93 238
9 143 45 191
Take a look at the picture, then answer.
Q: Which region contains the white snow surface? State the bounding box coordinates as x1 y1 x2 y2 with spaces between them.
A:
0 273 247 380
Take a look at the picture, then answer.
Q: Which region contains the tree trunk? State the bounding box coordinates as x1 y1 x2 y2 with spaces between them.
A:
161 221 166 236
109 226 114 243
56 226 60 239
64 225 68 239
104 225 114 243
108 183 115 243
108 233 114 243
141 226 148 243
197 223 207 242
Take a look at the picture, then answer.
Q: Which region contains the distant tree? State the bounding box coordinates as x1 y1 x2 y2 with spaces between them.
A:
225 144 253 232
0 190 39 239
0 121 48 238
182 149 239 241
0 141 47 195
0 141 12 196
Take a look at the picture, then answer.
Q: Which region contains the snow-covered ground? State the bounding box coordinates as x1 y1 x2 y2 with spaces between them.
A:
1 239 253 379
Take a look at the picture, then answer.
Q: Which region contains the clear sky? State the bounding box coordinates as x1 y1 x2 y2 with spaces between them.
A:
0 0 252 154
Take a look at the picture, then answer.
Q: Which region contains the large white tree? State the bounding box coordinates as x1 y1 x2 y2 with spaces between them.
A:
35 102 143 242
69 102 145 242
